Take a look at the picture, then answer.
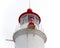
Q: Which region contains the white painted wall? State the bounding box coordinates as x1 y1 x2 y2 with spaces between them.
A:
15 34 44 48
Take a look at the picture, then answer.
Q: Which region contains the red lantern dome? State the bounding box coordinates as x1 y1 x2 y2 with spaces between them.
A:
18 8 41 24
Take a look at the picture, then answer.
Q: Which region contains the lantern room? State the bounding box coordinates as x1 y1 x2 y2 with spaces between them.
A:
18 8 41 29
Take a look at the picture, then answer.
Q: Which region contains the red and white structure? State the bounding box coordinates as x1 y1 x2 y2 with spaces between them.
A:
13 8 47 48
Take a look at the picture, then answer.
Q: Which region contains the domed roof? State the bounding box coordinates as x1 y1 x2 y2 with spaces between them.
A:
18 8 41 24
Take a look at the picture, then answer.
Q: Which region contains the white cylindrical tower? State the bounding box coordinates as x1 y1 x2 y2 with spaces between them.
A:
13 8 47 48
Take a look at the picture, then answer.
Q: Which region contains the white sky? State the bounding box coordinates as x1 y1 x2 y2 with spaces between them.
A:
0 0 60 48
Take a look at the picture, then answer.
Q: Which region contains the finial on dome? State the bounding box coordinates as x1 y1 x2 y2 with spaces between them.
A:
27 8 32 13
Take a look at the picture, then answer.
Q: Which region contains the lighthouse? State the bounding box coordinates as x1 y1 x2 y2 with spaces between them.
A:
13 8 47 48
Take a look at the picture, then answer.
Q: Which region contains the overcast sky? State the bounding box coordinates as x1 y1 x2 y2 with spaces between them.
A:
0 0 60 48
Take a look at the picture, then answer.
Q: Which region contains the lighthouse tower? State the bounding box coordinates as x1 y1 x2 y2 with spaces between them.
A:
13 8 47 48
